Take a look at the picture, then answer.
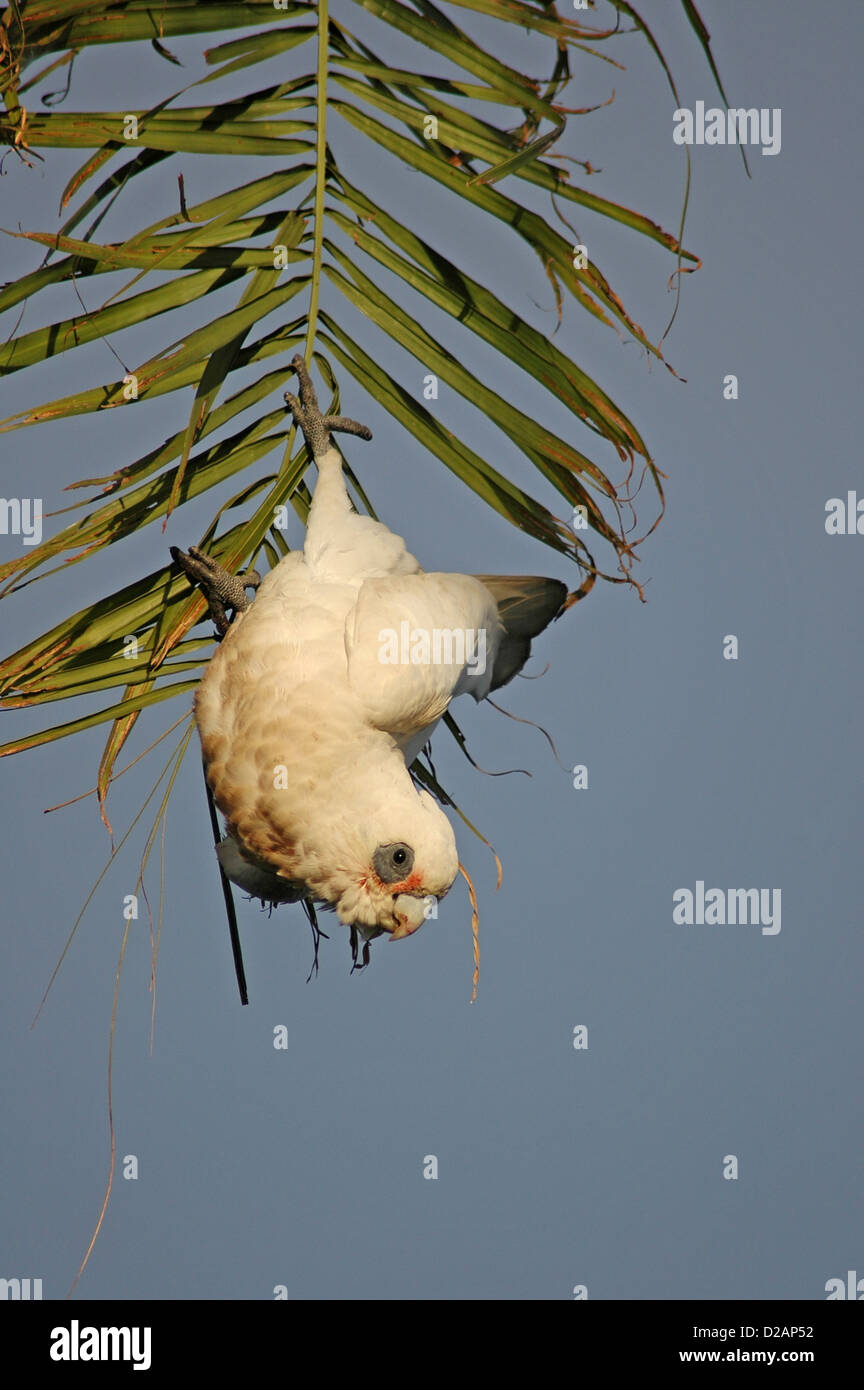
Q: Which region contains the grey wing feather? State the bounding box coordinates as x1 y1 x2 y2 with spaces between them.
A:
472 575 567 691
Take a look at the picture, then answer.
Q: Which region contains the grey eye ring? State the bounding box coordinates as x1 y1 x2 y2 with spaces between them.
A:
373 843 414 883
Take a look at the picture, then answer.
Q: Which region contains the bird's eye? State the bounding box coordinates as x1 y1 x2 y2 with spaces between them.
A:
373 843 414 883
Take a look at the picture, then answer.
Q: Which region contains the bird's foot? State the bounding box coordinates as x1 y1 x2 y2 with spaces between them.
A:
283 353 372 457
170 544 260 636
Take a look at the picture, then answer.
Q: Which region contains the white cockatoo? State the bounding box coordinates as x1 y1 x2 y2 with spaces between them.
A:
173 356 565 962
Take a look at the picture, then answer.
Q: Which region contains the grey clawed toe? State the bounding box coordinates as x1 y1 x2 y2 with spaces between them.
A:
170 544 260 636
284 353 372 456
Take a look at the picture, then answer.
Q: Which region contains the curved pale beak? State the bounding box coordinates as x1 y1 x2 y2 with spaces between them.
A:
390 893 437 940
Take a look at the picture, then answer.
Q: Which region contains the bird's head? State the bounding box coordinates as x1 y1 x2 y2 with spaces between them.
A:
316 786 459 941
217 738 459 942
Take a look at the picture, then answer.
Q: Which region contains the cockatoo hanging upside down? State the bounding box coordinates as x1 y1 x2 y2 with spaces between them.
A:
172 356 566 964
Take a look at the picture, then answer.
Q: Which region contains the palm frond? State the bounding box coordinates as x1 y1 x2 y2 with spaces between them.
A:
0 0 728 804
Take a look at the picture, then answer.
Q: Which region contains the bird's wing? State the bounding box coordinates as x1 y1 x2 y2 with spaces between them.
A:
344 572 502 739
470 575 567 690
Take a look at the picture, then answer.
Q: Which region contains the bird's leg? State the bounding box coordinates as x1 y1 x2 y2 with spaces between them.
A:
170 544 260 637
284 353 372 458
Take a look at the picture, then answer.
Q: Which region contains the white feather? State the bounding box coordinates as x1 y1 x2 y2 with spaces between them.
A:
194 442 560 942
